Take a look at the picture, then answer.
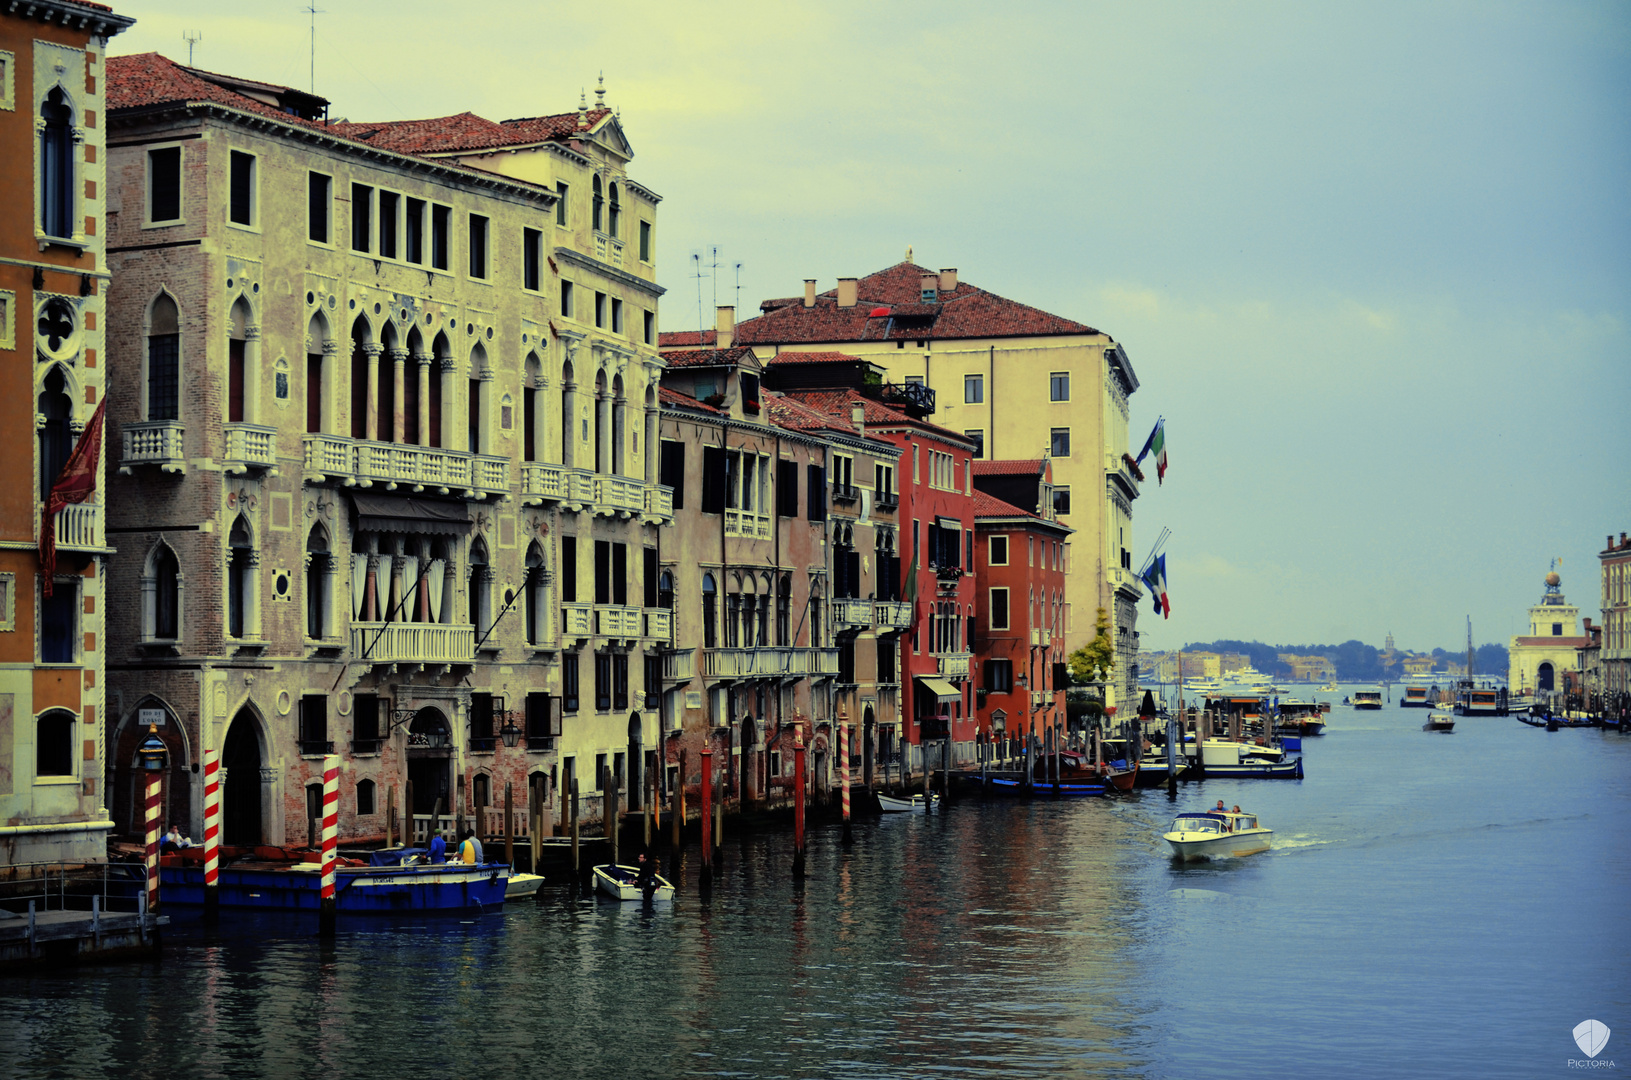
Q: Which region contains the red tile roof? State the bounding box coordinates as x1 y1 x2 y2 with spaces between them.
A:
773 389 973 449
1513 637 1591 647
658 346 758 369
332 108 612 155
734 262 1103 345
972 459 1045 477
764 350 867 366
658 329 716 348
658 386 721 414
108 53 328 129
972 490 1040 520
764 391 854 435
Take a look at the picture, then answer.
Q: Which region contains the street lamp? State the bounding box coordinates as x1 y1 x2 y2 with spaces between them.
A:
493 696 522 748
137 724 168 771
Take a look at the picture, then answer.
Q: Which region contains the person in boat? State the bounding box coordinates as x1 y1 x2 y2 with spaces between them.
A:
427 831 447 864
456 829 481 865
1232 805 1242 814
636 852 659 899
1214 800 1227 813
162 825 193 850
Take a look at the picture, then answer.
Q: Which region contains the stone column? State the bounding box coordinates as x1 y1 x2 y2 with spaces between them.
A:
389 545 407 624
416 538 433 623
362 542 380 623
363 342 382 443
415 352 432 447
389 348 407 444
439 358 457 451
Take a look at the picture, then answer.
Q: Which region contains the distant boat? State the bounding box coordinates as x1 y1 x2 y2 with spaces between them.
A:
1422 712 1455 732
1320 681 1339 692
505 872 544 900
878 791 938 813
1401 686 1431 708
1351 687 1384 710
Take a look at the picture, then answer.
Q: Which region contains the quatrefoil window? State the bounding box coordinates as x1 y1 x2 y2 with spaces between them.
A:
35 297 81 362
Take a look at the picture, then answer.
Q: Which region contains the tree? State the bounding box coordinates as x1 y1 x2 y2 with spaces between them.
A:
1070 607 1115 685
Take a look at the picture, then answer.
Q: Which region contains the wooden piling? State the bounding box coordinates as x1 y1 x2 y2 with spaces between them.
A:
144 772 161 913
645 752 656 850
792 728 807 879
504 782 514 870
570 779 580 878
840 716 852 844
385 783 395 849
606 765 619 871
713 764 723 863
699 746 713 887
531 795 541 876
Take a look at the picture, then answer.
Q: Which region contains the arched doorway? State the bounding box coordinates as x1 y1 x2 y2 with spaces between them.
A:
222 710 263 846
1537 662 1555 693
627 712 643 811
408 707 452 820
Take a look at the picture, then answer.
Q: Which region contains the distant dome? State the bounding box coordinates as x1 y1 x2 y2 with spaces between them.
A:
1545 571 1561 587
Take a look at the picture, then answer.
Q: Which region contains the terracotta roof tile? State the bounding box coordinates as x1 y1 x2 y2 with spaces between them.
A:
658 329 716 348
658 386 721 414
333 108 612 155
763 350 866 366
972 490 1040 519
735 262 1102 345
774 389 972 448
658 345 757 369
972 459 1045 477
108 53 328 130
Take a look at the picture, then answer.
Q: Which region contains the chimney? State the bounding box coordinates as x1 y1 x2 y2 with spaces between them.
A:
939 267 958 293
850 401 866 436
803 279 817 308
715 305 734 349
837 277 858 308
920 274 938 302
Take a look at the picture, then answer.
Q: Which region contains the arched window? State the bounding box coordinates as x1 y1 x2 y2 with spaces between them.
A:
593 369 608 473
227 515 254 639
306 311 329 434
608 182 621 237
592 175 603 232
356 778 376 816
468 537 491 633
307 525 333 640
611 372 626 475
228 297 251 423
561 359 576 467
148 295 180 421
658 570 674 610
777 574 791 646
759 573 773 647
523 353 542 463
810 583 823 648
524 542 544 646
404 327 425 446
37 366 73 500
40 88 75 238
377 321 398 443
144 541 182 641
430 332 450 449
472 773 490 812
349 318 371 440
468 344 488 454
36 710 76 777
702 573 717 649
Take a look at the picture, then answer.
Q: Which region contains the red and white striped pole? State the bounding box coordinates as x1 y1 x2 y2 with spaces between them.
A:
202 746 221 919
839 713 852 845
144 771 162 912
319 753 339 936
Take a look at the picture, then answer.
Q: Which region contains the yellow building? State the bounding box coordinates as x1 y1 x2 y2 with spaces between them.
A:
1508 571 1588 697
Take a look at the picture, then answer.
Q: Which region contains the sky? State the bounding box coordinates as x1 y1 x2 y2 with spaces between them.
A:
110 1 1631 655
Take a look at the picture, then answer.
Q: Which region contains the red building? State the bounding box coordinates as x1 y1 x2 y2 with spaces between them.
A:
971 462 1072 757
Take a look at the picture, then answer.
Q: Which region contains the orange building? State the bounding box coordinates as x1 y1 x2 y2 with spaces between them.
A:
0 0 133 864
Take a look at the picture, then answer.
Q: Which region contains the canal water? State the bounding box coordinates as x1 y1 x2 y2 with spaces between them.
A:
3 698 1628 1079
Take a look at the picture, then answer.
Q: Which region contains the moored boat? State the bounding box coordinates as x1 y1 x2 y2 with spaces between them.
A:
1197 739 1304 778
592 863 674 902
505 872 544 900
1401 686 1431 708
1163 810 1273 860
878 791 938 813
985 776 1109 796
149 850 508 913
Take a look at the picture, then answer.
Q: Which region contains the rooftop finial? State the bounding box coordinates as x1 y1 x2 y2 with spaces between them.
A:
596 73 606 109
577 89 588 131
905 244 913 264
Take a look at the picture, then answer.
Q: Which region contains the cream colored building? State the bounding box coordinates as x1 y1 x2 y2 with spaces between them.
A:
731 259 1142 709
1508 570 1587 698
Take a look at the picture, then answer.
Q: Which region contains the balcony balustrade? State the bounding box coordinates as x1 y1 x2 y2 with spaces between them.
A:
831 482 859 504
595 605 642 638
806 647 842 676
875 601 912 628
349 621 475 666
937 651 973 679
704 647 802 680
302 435 507 497
303 433 352 481
52 502 102 551
724 510 772 540
644 484 674 524
223 422 278 474
521 462 566 504
644 609 672 640
595 476 645 517
120 420 186 475
1032 626 1050 647
833 598 872 628
661 648 696 683
562 603 593 639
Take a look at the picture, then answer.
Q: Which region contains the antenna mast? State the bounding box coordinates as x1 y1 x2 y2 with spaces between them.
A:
304 5 325 93
181 30 201 66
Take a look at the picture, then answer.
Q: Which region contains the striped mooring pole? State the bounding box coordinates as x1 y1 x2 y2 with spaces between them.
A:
698 745 713 890
144 771 163 913
792 726 806 880
202 746 221 918
839 713 852 845
319 754 339 937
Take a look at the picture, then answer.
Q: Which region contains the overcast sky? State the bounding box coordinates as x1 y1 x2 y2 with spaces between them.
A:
112 1 1631 654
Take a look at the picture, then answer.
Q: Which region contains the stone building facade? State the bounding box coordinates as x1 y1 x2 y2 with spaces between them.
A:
102 55 669 846
1602 532 1630 706
0 0 133 864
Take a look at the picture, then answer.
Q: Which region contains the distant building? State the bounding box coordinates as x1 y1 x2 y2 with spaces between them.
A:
1 0 134 864
1508 570 1588 697
1401 656 1435 676
1278 653 1336 682
1602 532 1630 705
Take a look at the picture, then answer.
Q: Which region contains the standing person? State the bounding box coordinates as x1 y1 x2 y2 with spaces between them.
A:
427 831 447 864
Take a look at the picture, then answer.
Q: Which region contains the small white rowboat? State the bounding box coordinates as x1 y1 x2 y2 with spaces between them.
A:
592 863 674 902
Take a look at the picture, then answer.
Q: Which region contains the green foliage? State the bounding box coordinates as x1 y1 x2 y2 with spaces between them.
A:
1070 608 1116 685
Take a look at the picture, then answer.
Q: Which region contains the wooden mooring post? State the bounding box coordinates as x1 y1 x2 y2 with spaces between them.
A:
698 745 713 889
840 712 852 844
792 728 807 880
503 782 514 870
570 779 581 881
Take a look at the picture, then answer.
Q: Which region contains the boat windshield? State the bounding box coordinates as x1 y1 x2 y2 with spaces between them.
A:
1172 816 1223 833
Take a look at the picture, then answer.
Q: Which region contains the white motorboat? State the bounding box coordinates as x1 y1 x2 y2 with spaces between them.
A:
1351 687 1384 709
1423 712 1455 732
505 872 544 900
1164 810 1273 860
592 863 675 902
877 792 938 814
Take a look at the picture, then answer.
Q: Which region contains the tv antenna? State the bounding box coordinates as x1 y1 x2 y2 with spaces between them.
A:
181 30 201 66
303 5 325 93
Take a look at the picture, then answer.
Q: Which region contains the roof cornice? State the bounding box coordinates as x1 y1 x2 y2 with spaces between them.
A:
10 0 135 36
554 246 665 297
622 178 662 205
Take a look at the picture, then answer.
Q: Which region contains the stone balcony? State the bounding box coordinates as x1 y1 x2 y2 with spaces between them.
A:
119 420 186 475
875 601 911 629
595 604 642 639
724 509 772 540
660 647 696 683
562 603 593 640
52 502 102 551
301 435 508 498
223 422 278 474
644 484 674 525
350 621 474 667
806 646 842 676
833 598 873 629
594 476 645 518
704 646 803 680
645 609 672 640
937 651 973 679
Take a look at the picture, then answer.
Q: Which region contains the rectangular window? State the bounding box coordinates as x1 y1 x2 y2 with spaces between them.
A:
378 191 399 259
352 693 380 746
611 298 623 334
807 464 827 521
595 540 612 605
777 459 799 517
613 543 628 606
526 692 554 746
643 547 660 608
595 292 606 328
965 430 984 459
595 653 612 711
644 655 662 709
298 694 328 754
874 463 895 503
701 446 727 514
560 281 574 319
405 198 425 263
643 310 655 345
469 693 496 751
561 536 577 602
613 654 629 710
351 184 372 252
229 151 255 226
40 581 76 663
430 204 451 270
659 439 686 508
307 171 330 243
964 375 983 403
468 214 489 278
967 531 975 572
1053 486 1071 516
639 220 651 262
523 228 542 291
149 147 181 223
1050 427 1071 458
562 653 580 713
1050 372 1070 401
555 181 569 226
984 658 1013 693
989 587 1010 631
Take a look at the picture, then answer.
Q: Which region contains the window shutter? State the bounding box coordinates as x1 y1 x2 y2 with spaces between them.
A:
701 446 726 513
778 459 799 517
807 465 826 521
612 543 628 606
660 440 685 508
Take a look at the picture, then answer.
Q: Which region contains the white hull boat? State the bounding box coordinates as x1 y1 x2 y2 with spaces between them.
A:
505 872 544 900
1164 811 1273 860
877 792 938 814
593 863 675 902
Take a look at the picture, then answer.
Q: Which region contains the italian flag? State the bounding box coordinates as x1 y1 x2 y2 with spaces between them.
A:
1140 554 1171 618
1136 418 1167 484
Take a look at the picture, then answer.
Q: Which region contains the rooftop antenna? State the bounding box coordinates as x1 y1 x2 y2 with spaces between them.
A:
692 252 705 333
303 5 324 93
710 245 721 318
182 30 201 66
735 262 743 312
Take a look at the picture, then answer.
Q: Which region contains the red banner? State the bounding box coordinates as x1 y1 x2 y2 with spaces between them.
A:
40 398 105 595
